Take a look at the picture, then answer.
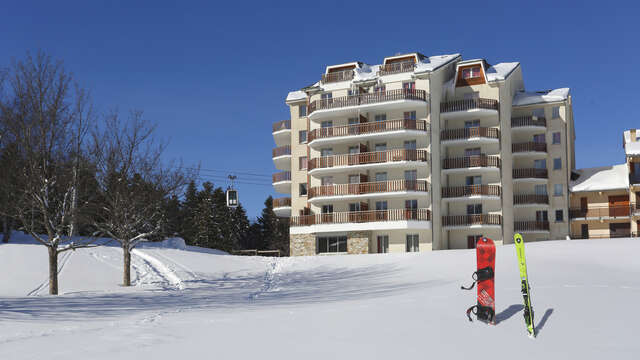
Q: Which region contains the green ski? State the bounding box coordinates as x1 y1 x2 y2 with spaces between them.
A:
514 233 535 337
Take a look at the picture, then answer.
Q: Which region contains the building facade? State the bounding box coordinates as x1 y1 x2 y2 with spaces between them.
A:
272 52 576 256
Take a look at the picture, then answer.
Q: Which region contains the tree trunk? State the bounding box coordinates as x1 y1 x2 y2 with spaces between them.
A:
48 246 59 295
123 245 131 286
2 216 11 243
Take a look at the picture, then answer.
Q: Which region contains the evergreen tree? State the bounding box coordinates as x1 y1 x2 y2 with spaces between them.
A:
243 223 263 250
230 204 250 250
194 182 215 248
211 187 234 252
163 195 182 237
258 196 289 254
180 180 199 245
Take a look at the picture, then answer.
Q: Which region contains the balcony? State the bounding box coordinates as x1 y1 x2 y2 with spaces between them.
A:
272 120 291 145
308 180 429 202
273 197 291 217
378 61 416 76
515 221 550 233
290 209 431 234
569 205 633 220
308 89 428 119
570 232 637 240
442 214 502 228
630 175 640 186
511 116 546 131
272 171 291 194
512 142 547 155
513 194 549 206
441 127 500 144
272 145 291 170
308 119 428 147
442 185 501 201
513 168 548 182
440 98 499 120
442 155 501 173
321 70 354 84
308 149 428 174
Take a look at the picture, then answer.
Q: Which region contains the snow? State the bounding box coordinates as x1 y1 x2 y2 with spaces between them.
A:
1 235 639 359
485 62 519 82
513 88 570 106
352 63 380 82
570 163 629 192
413 53 460 74
285 90 306 102
622 129 640 155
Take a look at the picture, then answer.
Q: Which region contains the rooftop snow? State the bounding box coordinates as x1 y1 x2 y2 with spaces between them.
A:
513 88 570 106
285 90 307 102
414 54 461 74
485 62 519 82
570 163 629 192
623 130 640 155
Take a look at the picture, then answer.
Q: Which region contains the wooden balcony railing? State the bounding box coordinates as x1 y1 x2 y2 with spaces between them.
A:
441 127 500 141
308 89 427 114
308 149 428 170
272 120 291 132
273 197 291 208
512 142 547 153
291 208 431 227
321 70 354 84
513 194 549 205
514 221 550 232
308 119 428 142
511 116 546 128
513 168 548 179
309 180 429 199
272 145 291 158
272 171 291 183
440 98 499 113
442 155 501 170
442 214 502 227
442 185 501 198
569 205 634 219
378 61 416 76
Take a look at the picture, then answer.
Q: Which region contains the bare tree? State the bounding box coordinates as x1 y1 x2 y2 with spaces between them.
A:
92 110 192 286
0 52 97 294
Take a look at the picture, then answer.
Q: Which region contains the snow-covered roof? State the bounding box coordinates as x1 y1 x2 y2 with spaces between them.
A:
485 62 519 82
623 130 640 156
513 88 570 107
570 164 629 192
413 54 461 74
285 90 307 103
353 64 380 83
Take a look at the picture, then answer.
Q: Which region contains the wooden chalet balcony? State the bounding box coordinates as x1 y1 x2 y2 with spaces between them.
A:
513 168 548 179
290 208 431 227
442 155 501 170
441 127 500 141
512 142 547 153
442 185 501 198
308 89 427 114
440 98 499 113
321 70 354 84
511 116 546 128
308 119 428 142
569 205 634 219
378 61 416 76
272 120 291 132
273 197 291 208
272 171 291 183
442 214 502 227
515 221 549 232
272 145 291 158
514 194 549 205
308 149 428 170
308 180 429 199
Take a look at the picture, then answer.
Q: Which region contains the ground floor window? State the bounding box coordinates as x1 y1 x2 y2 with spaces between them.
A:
377 235 389 253
406 234 419 252
317 236 347 253
467 235 482 249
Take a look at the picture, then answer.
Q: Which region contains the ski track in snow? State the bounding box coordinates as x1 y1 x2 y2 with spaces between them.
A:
26 250 74 297
248 257 288 300
131 249 184 290
143 249 200 282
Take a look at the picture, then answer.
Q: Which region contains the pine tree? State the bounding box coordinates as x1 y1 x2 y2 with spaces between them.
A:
211 187 234 252
181 180 199 245
230 204 250 250
194 182 215 248
163 195 182 237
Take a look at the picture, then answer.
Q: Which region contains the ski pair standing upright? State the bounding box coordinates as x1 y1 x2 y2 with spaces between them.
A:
515 233 535 337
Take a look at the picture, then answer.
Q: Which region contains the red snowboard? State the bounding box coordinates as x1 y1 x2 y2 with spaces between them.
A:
475 237 496 324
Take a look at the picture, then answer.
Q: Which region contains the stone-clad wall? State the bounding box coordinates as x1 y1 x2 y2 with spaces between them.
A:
290 234 315 256
347 231 369 254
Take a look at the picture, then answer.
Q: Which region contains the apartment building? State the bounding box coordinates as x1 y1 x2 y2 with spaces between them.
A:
272 52 576 256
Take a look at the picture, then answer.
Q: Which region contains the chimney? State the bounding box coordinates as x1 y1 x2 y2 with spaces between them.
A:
632 129 637 142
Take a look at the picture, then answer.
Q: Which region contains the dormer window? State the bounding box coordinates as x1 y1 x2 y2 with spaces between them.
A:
462 66 482 79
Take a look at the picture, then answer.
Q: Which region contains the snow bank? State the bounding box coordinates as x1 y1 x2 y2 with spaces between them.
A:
513 88 570 106
570 163 629 192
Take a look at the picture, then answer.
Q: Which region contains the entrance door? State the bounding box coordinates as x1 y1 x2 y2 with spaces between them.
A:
609 195 629 217
581 224 589 239
467 235 482 249
377 235 389 253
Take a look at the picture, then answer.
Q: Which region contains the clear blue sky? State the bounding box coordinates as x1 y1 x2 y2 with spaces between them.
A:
2 0 637 219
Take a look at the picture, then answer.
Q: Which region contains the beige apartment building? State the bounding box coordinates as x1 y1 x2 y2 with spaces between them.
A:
272 52 576 256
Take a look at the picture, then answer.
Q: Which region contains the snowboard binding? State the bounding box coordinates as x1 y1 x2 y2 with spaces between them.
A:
460 266 494 290
465 304 495 323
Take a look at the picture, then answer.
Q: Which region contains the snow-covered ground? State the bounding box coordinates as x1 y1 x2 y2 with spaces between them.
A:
1 235 639 359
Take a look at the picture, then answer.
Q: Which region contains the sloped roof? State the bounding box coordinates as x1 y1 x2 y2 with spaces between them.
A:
513 88 570 106
570 164 629 192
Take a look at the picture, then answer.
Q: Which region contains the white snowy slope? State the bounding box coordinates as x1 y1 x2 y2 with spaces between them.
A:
1 236 639 359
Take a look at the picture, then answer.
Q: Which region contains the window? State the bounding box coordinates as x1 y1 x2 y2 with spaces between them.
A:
376 201 388 211
404 140 417 150
534 159 547 169
461 66 481 79
321 92 332 101
406 234 419 252
321 120 333 128
299 130 307 144
348 146 359 155
463 92 480 100
465 147 481 157
347 89 359 96
554 158 562 170
322 204 333 214
554 184 563 196
348 117 359 125
377 235 389 253
375 172 387 182
533 134 545 143
555 210 564 222
321 148 333 157
299 156 307 170
321 176 333 186
403 82 415 90
465 119 480 128
375 143 387 152
374 114 387 122
536 210 548 222
349 203 360 212
552 132 561 144
467 204 482 215
348 174 360 184
535 184 547 195
466 175 482 185
317 236 347 254
374 85 386 93
552 106 560 119
299 183 307 196
404 170 417 181
467 235 482 249
405 199 418 210
533 108 545 118
299 105 307 117
404 111 416 120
